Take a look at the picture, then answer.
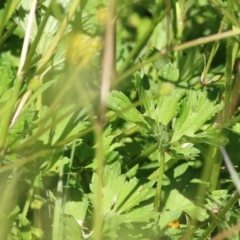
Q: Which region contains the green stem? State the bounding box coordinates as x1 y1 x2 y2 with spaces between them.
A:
52 156 64 240
93 122 105 240
211 0 240 28
208 147 222 191
187 144 219 239
116 28 240 88
154 149 165 211
224 0 233 118
22 182 35 217
197 145 217 204
201 16 226 82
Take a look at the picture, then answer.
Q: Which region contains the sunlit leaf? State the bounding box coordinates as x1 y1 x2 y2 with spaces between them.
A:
163 189 208 222
155 88 185 125
62 215 83 240
159 62 179 83
159 209 181 229
64 197 88 225
106 91 150 129
89 162 156 221
119 205 158 223
171 90 223 143
0 62 13 97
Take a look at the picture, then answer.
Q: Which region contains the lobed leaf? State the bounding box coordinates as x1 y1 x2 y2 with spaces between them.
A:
171 90 223 143
89 162 156 222
163 189 208 222
64 197 88 225
155 88 185 126
159 62 179 83
106 90 150 129
159 209 182 229
0 62 13 97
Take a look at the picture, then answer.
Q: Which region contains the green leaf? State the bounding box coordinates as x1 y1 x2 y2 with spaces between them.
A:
106 91 150 129
89 162 156 220
159 62 179 83
171 90 222 143
46 156 70 173
113 178 155 214
33 172 44 189
89 162 126 215
163 189 208 222
0 62 13 96
64 197 88 225
34 105 89 145
155 88 185 125
232 123 240 134
159 209 181 229
135 73 155 117
193 130 228 146
119 205 158 223
170 142 200 159
173 162 189 178
14 4 38 41
62 215 83 240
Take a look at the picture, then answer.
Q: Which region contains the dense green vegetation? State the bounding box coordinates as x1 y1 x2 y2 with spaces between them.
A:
0 0 240 239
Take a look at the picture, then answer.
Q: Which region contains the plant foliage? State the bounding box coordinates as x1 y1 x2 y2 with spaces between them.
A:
0 0 240 240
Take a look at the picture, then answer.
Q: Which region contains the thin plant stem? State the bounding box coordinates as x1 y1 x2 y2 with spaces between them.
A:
92 122 105 240
118 2 167 74
52 155 64 240
224 0 233 120
210 0 240 28
153 150 165 211
116 28 240 87
22 182 35 217
100 0 116 123
93 1 116 239
201 16 226 82
208 147 222 191
187 144 220 239
197 146 218 203
207 1 235 192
